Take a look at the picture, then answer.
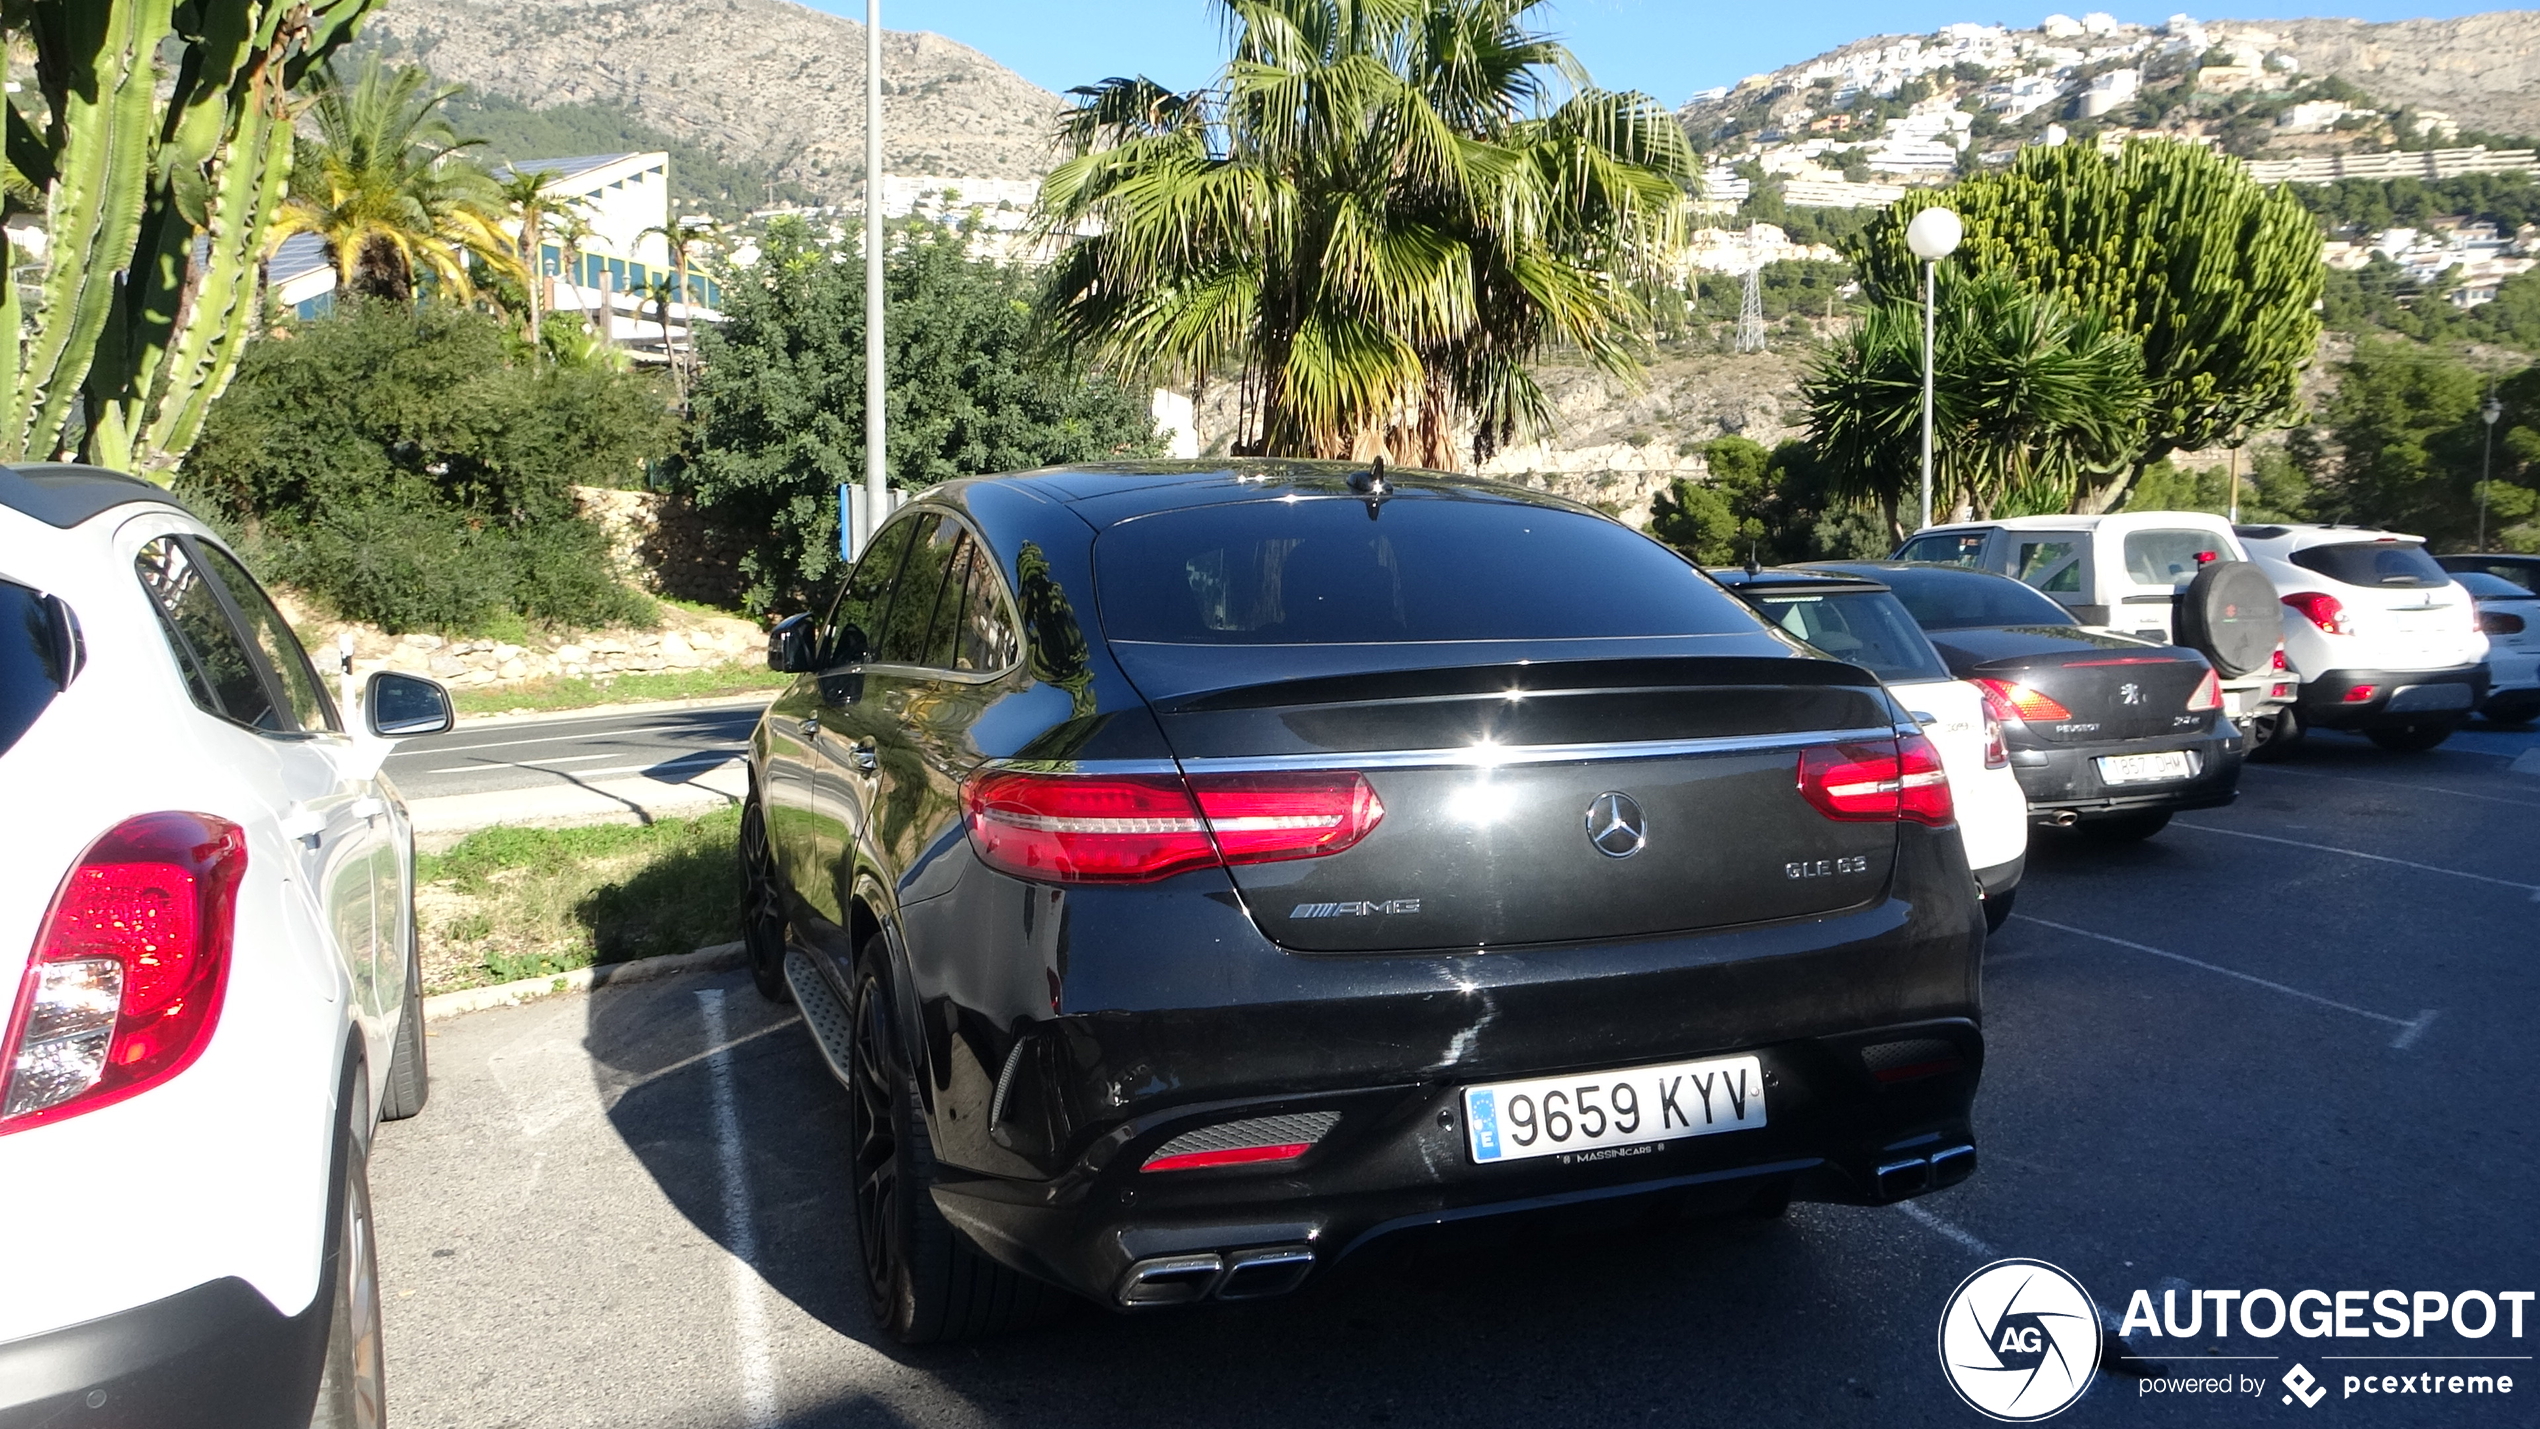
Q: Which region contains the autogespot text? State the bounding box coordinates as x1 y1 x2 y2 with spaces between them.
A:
2117 1287 2534 1340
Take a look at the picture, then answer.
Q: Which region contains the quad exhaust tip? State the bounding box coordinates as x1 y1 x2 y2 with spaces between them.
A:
1116 1245 1316 1307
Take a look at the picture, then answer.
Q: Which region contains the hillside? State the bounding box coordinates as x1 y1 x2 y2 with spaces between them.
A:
361 0 1063 204
2230 11 2540 137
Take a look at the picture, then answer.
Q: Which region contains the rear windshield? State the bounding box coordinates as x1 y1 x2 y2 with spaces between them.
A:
2123 529 2225 588
2290 541 2451 590
1878 566 2080 631
2455 571 2537 599
1744 590 1949 683
1095 496 1758 644
0 579 71 759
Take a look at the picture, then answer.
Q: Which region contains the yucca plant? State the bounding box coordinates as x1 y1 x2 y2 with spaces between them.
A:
1805 271 2151 538
1033 0 1696 468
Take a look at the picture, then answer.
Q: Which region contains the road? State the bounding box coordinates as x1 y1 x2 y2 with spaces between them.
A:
373 723 2540 1428
384 700 768 801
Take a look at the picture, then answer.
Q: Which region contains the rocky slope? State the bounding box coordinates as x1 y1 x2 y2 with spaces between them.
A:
363 0 1062 200
2219 11 2540 136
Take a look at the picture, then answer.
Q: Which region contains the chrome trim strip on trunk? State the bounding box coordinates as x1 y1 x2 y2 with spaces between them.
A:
1172 727 1901 773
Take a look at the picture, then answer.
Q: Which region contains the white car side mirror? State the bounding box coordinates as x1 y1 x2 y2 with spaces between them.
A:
367 670 453 738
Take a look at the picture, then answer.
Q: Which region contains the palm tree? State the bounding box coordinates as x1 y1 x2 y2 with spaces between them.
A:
275 57 522 304
1033 0 1695 469
1803 271 2151 538
549 211 597 337
639 216 716 382
498 167 588 333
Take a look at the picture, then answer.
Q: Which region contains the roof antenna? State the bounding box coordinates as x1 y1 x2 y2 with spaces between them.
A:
1350 455 1388 495
1744 544 1761 577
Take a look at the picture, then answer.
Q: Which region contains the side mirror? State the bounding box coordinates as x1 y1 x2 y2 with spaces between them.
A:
769 613 818 673
366 670 453 737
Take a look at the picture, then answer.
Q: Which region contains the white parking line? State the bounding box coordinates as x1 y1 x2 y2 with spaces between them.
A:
698 989 779 1427
1898 1200 1996 1257
2169 821 2540 902
2012 915 2439 1051
2241 764 2540 811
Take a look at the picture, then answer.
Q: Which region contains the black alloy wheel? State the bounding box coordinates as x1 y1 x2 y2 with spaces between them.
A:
2243 706 2302 762
738 798 790 1004
846 949 1067 1343
2365 721 2458 753
2075 810 2173 842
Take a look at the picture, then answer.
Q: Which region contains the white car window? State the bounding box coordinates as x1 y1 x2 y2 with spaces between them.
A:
2122 529 2224 588
1896 531 1989 567
2010 538 2084 594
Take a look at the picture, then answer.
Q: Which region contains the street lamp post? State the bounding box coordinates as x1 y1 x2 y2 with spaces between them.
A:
1904 207 1963 533
2479 392 2503 552
862 0 887 556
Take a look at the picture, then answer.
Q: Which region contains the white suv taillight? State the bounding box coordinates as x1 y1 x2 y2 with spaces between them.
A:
0 812 246 1134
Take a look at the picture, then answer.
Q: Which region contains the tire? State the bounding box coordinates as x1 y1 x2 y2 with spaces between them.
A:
309 1114 385 1428
739 797 790 1005
2076 810 2172 842
2172 560 2280 678
1982 886 2017 935
2366 721 2458 753
378 935 428 1122
2243 706 2302 762
848 946 1065 1343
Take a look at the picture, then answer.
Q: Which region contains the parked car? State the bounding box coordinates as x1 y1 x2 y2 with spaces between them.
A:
2236 525 2490 753
1891 512 2296 748
0 463 449 1428
2449 571 2540 726
1810 562 2242 841
2436 552 2540 594
1711 566 2029 932
742 462 1985 1342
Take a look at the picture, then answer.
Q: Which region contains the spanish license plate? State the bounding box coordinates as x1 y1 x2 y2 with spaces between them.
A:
2098 750 2193 785
1463 1054 1765 1166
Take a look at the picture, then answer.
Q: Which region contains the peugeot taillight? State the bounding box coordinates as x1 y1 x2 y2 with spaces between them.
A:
2185 669 2223 712
2283 591 2351 636
960 770 1383 884
1796 735 1953 827
1 812 246 1135
1972 678 2073 724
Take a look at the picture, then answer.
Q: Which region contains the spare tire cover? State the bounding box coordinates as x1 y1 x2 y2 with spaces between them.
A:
2174 559 2278 677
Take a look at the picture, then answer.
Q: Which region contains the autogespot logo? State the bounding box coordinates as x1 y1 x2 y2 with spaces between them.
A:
1939 1259 2102 1421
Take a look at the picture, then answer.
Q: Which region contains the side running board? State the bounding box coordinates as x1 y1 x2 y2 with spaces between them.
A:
784 949 856 1091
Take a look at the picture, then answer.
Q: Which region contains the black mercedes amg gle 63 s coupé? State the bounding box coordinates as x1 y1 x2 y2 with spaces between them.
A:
740 462 1985 1342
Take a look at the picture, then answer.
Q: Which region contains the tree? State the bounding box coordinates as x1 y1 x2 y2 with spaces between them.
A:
639 216 716 392
1803 272 2150 538
682 221 1164 613
1849 140 2322 510
1034 0 1694 470
274 57 519 304
4 0 383 476
497 166 587 334
2293 342 2535 548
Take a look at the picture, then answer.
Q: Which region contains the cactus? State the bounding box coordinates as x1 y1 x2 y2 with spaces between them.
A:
4 1 380 477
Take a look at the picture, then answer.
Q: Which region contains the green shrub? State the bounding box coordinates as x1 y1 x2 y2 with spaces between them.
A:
180 300 676 633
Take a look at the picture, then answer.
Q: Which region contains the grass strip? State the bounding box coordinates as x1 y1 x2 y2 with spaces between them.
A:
448 662 789 717
415 806 742 994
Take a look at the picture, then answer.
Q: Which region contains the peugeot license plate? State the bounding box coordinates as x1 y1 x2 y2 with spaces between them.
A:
1463 1054 1765 1165
2098 751 2193 784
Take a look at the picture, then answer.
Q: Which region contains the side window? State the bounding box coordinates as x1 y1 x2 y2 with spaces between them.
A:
2122 529 2222 589
917 531 975 670
2011 538 2084 595
870 515 945 664
136 537 286 733
956 541 1019 673
195 542 339 732
1896 531 1989 567
825 517 919 665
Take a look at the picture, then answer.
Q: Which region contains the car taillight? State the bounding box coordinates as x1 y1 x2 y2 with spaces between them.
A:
2283 591 2351 635
959 769 1383 884
1 813 246 1134
2271 646 2289 671
2185 669 2222 712
2483 610 2526 636
1796 735 1952 827
1983 714 2008 770
1971 678 2072 724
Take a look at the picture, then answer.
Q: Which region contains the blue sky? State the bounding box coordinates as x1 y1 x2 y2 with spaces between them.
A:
808 2 2515 107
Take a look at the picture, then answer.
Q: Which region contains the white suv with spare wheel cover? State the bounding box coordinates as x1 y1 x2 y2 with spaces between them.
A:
0 464 452 1428
2234 524 2490 753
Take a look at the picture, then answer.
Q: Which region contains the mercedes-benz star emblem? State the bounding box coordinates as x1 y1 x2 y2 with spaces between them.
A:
1585 792 1647 859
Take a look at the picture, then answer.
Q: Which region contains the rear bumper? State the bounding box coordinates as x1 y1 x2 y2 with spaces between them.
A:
2007 726 2244 818
0 1278 325 1429
2296 664 2489 730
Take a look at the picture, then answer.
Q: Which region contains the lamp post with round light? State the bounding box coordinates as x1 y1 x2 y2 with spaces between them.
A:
2479 392 2503 552
1904 206 1963 532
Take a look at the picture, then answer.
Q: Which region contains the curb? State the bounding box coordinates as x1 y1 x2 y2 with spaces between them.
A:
451 690 779 729
423 941 748 1021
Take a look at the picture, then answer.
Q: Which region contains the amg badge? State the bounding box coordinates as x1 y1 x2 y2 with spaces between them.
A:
1786 855 1869 880
1291 899 1421 918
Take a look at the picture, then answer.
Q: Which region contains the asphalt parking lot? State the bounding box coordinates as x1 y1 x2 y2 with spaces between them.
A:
373 724 2540 1428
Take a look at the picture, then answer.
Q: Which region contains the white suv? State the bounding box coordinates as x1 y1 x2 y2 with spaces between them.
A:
1894 512 2297 738
0 465 449 1426
2235 524 2491 752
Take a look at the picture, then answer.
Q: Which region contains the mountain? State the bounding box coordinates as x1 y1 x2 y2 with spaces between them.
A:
2227 12 2540 137
361 0 1063 204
